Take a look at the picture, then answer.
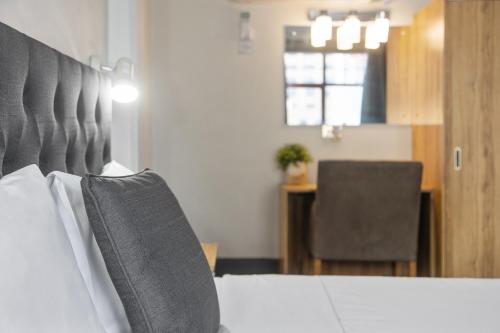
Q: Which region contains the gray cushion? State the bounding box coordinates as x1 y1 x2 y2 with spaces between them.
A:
81 170 220 333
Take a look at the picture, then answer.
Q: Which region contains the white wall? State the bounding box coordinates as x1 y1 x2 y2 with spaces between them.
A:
108 0 140 171
149 0 415 258
0 0 106 62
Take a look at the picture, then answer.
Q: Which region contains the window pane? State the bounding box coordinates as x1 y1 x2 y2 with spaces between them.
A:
286 87 322 126
284 53 324 84
325 53 368 85
325 86 364 126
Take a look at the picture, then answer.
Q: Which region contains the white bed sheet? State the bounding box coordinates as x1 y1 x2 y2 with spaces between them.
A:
215 275 344 333
322 276 500 333
216 275 500 333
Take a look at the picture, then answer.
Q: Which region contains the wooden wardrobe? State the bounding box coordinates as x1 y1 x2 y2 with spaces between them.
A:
387 0 500 277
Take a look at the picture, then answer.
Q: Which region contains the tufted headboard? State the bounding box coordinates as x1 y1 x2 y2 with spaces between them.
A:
0 22 112 177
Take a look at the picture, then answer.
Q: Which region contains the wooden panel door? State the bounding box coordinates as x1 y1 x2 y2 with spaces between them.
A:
410 0 444 125
443 0 500 277
386 0 444 125
387 27 412 125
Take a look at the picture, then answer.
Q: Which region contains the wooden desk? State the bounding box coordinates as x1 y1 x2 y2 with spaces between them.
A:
201 243 218 273
280 184 439 276
280 184 317 275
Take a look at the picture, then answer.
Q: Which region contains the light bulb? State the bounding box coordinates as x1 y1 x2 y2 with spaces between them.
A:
344 14 361 44
337 24 353 51
365 22 380 50
375 11 390 43
112 82 139 103
316 14 333 41
311 21 326 48
111 58 139 103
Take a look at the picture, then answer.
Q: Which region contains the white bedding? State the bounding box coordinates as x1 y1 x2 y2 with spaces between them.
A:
216 275 344 333
216 275 500 333
0 166 105 333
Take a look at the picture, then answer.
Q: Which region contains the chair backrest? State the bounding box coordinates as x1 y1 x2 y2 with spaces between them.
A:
311 160 423 261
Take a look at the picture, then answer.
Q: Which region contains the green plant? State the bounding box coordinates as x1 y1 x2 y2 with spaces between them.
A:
275 144 313 172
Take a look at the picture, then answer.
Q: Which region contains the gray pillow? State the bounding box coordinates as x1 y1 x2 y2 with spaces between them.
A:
81 170 220 333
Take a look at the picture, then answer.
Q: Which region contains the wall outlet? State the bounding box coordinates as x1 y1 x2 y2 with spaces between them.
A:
322 125 343 141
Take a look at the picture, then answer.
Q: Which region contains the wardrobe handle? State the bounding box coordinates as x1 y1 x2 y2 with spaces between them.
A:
454 146 462 171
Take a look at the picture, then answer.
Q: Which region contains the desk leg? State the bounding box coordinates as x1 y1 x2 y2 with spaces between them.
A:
280 189 289 274
409 260 417 277
313 259 322 275
429 192 436 277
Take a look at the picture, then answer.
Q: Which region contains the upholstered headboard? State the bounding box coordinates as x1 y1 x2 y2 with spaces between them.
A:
0 22 111 177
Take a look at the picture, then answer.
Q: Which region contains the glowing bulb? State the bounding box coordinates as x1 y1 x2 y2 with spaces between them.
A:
375 11 390 43
316 14 333 41
111 83 139 103
311 21 326 48
111 58 138 103
337 24 353 51
365 22 380 50
344 14 361 44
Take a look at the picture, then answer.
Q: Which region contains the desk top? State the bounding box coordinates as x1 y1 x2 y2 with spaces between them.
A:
201 243 218 272
281 183 318 193
282 183 434 193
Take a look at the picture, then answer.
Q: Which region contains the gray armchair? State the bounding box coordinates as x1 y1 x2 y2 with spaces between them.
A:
309 161 423 276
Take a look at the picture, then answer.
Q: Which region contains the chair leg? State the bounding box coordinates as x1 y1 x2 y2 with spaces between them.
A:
394 262 404 277
394 261 417 277
408 260 417 277
313 258 322 275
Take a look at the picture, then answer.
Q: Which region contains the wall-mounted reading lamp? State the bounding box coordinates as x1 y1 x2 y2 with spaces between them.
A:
109 58 139 103
89 56 139 104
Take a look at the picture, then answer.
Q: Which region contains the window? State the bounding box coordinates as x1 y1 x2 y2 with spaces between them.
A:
284 26 387 126
284 52 369 126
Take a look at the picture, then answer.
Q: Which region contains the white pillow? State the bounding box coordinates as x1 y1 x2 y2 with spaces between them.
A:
0 165 105 333
101 161 135 177
47 171 131 333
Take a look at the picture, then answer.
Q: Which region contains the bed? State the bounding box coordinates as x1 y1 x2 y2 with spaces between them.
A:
1 20 500 333
216 274 500 333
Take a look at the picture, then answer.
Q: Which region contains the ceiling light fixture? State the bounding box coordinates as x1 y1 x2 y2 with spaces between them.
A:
344 13 361 44
337 24 353 51
365 22 380 50
307 10 391 50
316 11 333 41
311 21 326 48
375 11 390 43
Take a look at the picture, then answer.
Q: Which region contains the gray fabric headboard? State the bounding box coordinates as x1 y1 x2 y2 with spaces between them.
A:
0 22 112 177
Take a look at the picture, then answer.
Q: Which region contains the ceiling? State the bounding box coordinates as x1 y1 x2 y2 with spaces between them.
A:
227 0 432 25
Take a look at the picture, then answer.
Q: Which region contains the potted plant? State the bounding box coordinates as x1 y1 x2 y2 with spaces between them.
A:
276 144 313 184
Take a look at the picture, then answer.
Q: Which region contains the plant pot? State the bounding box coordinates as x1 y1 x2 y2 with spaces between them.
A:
286 162 309 185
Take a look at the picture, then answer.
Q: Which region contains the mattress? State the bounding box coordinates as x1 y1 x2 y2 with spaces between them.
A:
215 275 500 333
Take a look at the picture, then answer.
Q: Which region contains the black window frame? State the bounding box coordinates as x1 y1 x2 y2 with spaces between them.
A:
284 51 369 127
